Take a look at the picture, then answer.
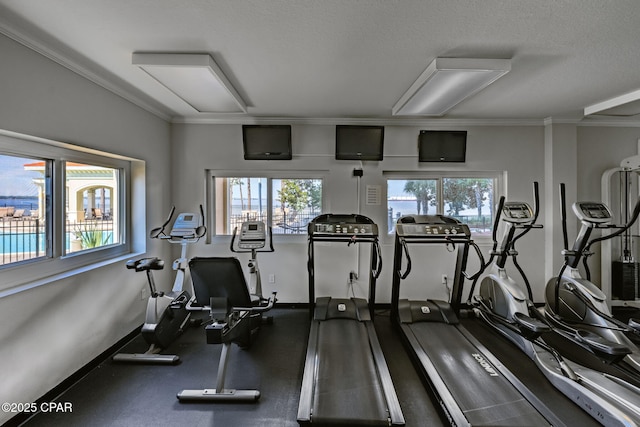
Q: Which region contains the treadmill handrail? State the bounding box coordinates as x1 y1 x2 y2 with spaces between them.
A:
398 239 412 280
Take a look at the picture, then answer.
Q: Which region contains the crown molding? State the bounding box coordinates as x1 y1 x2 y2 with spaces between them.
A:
0 18 172 121
171 115 547 127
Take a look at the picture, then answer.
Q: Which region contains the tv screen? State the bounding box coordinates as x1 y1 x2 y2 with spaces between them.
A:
335 125 384 161
418 130 467 162
242 125 292 160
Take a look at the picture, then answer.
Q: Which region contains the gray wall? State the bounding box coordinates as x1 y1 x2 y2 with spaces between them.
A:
0 34 172 424
170 123 547 303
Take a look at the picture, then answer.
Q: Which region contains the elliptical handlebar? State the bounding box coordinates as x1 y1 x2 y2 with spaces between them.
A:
491 196 506 246
584 197 640 253
560 184 570 252
510 181 542 247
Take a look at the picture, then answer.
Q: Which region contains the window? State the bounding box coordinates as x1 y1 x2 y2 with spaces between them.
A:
387 173 499 236
0 130 137 292
65 162 120 254
0 154 51 265
211 174 323 236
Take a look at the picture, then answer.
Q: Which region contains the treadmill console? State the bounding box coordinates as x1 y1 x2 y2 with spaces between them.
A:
502 202 534 224
235 221 267 250
311 222 378 237
170 213 201 238
396 222 471 237
572 202 612 224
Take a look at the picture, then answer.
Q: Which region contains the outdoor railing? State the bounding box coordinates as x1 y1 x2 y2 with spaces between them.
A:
229 210 321 235
0 218 114 265
387 208 492 234
0 217 43 264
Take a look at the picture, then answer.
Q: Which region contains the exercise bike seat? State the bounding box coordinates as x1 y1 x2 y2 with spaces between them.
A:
126 257 164 272
188 257 257 309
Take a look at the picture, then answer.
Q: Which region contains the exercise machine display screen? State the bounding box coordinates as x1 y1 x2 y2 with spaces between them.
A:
237 221 267 249
312 223 376 236
170 213 201 237
502 202 533 223
396 223 470 237
573 202 612 224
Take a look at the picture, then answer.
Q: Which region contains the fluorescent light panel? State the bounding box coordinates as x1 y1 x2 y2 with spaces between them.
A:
584 88 640 117
133 53 247 113
392 58 511 116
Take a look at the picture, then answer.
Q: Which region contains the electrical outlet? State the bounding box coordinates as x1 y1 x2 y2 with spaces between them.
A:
269 274 276 284
441 274 448 285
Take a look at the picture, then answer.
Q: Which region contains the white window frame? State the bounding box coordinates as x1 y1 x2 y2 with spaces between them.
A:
205 169 327 243
383 170 505 243
0 130 140 295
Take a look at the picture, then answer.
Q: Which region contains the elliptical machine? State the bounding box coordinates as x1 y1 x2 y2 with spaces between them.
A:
113 206 206 364
469 182 549 340
544 183 640 378
471 183 640 427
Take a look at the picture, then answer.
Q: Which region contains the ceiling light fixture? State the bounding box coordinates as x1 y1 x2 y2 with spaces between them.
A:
392 58 511 116
584 89 640 117
132 53 247 114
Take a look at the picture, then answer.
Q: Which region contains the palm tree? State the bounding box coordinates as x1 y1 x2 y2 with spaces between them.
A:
403 180 436 214
229 178 245 210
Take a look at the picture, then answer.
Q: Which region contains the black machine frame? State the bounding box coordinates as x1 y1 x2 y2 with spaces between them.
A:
298 213 404 426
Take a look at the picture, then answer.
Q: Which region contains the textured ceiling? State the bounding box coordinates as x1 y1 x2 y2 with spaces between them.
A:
1 0 640 123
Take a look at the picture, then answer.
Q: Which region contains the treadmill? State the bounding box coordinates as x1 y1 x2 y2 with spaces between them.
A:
391 215 560 427
297 213 405 426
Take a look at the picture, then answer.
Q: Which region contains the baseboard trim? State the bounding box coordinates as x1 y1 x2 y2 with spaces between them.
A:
11 327 140 427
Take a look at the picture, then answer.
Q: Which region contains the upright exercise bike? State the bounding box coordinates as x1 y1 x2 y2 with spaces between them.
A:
230 220 274 304
113 206 206 364
471 183 640 427
544 184 640 380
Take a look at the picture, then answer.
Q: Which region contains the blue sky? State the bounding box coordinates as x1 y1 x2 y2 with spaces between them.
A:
0 155 40 197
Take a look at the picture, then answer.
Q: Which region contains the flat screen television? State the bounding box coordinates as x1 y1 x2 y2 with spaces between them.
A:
418 130 467 162
242 125 292 160
335 125 384 161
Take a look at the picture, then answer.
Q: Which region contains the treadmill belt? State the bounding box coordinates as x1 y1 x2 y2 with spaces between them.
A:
312 318 389 426
407 322 548 426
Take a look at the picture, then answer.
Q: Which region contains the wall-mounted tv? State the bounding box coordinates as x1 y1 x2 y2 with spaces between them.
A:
418 130 467 162
242 125 292 160
335 125 384 161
